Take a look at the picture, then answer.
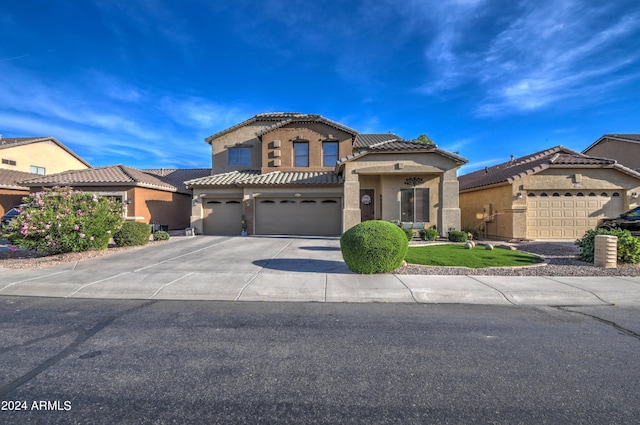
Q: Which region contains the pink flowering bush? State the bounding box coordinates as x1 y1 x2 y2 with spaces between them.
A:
6 187 124 254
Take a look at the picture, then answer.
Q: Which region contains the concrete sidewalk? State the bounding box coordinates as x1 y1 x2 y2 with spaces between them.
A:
1 236 639 306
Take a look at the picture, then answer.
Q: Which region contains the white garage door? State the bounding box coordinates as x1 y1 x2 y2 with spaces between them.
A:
203 199 243 235
256 198 341 235
527 191 623 239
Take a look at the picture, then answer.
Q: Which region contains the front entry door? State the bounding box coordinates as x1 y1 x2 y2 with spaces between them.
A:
360 189 375 221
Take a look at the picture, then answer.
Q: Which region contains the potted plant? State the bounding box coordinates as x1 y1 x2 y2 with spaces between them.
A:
241 215 248 236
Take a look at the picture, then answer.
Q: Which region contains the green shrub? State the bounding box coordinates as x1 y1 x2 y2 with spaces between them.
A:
402 227 414 241
462 226 479 240
419 228 439 241
575 228 640 264
6 187 124 254
153 230 170 241
113 222 151 247
340 220 408 274
448 230 468 243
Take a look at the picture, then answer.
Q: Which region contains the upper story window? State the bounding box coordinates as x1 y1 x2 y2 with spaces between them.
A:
323 142 338 167
30 165 46 175
228 147 251 166
2 158 17 166
294 142 309 167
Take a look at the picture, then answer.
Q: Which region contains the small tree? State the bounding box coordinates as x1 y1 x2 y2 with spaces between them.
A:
6 187 124 254
416 134 434 144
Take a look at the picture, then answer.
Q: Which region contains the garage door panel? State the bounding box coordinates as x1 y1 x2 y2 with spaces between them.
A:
203 199 243 235
527 191 624 239
256 198 341 235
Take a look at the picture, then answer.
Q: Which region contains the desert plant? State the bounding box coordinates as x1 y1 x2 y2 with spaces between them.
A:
6 187 124 254
153 230 170 241
419 228 439 241
448 230 468 243
575 228 640 263
340 220 408 274
113 222 152 247
402 227 414 241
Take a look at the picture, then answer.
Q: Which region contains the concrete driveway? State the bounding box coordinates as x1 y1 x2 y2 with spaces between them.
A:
1 235 639 306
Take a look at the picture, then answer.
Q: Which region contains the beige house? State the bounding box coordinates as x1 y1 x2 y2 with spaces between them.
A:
0 136 91 216
21 166 210 230
186 113 467 236
0 136 90 175
458 146 640 240
583 134 640 171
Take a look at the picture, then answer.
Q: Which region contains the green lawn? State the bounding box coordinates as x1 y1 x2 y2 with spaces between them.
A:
405 244 544 268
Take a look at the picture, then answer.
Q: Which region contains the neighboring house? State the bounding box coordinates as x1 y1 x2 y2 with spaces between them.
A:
185 112 467 236
20 166 210 230
583 134 640 171
458 146 640 240
0 136 91 175
0 169 37 216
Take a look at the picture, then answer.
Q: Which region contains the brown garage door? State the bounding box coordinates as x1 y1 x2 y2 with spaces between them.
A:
527 191 623 239
203 199 243 235
256 198 341 235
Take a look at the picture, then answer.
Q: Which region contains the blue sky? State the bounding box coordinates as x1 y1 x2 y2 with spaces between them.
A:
1 0 639 174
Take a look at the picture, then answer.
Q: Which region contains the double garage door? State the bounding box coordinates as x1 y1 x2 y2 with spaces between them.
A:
203 197 341 235
526 191 623 239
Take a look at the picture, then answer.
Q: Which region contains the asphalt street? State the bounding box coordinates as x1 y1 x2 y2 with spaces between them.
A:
1 298 639 424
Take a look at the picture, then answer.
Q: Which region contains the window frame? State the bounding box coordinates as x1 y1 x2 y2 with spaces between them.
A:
227 147 251 166
400 188 430 222
30 165 46 175
294 141 309 167
322 141 339 167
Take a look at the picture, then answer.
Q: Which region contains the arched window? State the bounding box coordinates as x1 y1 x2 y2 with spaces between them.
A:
322 199 338 204
552 193 560 197
280 200 295 204
576 192 584 197
528 193 536 197
260 200 275 204
564 193 572 197
540 192 548 197
612 192 620 197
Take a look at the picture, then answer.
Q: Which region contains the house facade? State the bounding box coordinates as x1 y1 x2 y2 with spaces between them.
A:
186 113 467 236
21 166 210 230
458 146 640 240
583 134 640 171
0 136 91 216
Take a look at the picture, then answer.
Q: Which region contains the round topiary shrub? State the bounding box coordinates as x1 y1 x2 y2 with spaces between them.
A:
153 230 170 241
113 222 151 247
340 220 408 274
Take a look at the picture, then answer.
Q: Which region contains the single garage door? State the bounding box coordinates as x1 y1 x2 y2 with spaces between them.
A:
203 199 243 235
527 191 623 239
256 198 341 235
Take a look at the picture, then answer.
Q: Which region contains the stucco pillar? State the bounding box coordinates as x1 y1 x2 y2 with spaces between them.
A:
342 169 361 232
190 194 204 234
438 169 461 235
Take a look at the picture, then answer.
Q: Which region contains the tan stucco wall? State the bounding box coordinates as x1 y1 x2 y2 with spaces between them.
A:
0 141 89 174
260 123 352 173
210 123 267 174
342 151 463 235
584 139 640 171
459 184 518 239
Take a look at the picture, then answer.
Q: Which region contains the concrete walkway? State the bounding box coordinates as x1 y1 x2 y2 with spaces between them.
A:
1 236 639 306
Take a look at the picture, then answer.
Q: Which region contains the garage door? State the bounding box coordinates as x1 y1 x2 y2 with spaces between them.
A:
256 198 341 235
527 191 623 239
203 199 243 235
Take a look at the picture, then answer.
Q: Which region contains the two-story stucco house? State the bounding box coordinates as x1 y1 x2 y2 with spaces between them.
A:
185 113 467 236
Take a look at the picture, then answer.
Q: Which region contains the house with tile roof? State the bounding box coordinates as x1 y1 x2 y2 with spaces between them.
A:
458 146 640 240
21 165 210 230
0 136 91 216
583 134 640 171
186 113 467 235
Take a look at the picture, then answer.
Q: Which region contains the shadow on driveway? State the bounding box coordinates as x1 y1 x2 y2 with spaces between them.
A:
254 258 351 273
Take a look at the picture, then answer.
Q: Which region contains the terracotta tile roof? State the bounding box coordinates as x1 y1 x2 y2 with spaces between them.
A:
336 139 467 169
205 112 358 143
18 165 207 194
0 169 37 190
0 136 91 167
143 168 211 191
458 146 640 191
185 170 343 187
353 133 401 149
